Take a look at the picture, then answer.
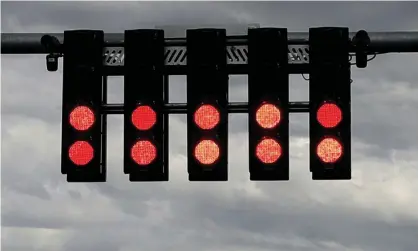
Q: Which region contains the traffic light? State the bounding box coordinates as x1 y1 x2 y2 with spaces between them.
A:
61 30 106 182
248 28 290 180
187 29 228 181
123 29 167 181
309 27 351 180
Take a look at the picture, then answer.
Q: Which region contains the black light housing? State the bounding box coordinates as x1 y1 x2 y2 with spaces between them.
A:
248 28 290 181
186 29 228 181
309 27 352 180
123 29 167 182
61 30 106 182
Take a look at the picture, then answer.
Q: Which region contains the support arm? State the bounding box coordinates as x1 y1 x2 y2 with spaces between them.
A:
2 31 418 54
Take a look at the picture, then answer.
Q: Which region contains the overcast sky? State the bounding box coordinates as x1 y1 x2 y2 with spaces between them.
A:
2 1 418 251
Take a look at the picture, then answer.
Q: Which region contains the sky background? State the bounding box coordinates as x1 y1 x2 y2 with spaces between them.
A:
2 1 418 251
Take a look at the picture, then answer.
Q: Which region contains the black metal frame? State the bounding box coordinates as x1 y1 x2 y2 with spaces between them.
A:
2 29 418 116
3 28 418 182
3 31 418 54
103 102 310 114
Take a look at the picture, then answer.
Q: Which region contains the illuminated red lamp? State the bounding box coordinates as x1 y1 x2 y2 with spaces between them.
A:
317 103 342 128
256 138 282 164
69 140 94 166
194 139 220 165
194 104 220 130
131 140 157 166
131 105 157 131
256 103 281 129
316 137 343 163
69 106 95 131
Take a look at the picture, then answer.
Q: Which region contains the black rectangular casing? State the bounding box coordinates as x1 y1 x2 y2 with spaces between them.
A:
62 30 106 182
248 28 290 181
309 27 351 180
186 29 228 181
124 29 167 181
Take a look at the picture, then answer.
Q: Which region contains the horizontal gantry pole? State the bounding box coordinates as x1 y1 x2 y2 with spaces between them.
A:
2 31 418 54
103 102 310 114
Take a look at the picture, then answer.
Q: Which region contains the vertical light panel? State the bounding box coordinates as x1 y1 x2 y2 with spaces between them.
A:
187 28 228 181
309 27 351 180
124 29 167 181
61 30 106 182
248 28 290 181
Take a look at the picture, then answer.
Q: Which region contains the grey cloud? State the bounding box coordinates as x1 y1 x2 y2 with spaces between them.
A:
351 75 418 151
226 2 418 31
2 183 51 201
3 2 418 32
181 201 418 251
63 233 122 251
67 190 82 200
0 247 54 251
1 55 63 123
1 2 251 32
2 210 65 229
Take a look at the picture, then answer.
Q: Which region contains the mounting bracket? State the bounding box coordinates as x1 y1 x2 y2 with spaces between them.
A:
41 35 62 72
352 30 371 68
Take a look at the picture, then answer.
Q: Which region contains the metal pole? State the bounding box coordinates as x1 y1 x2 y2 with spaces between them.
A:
3 31 418 54
104 102 309 114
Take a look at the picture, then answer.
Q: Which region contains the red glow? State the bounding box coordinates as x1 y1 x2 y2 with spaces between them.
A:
69 106 95 131
256 103 281 129
194 104 220 130
317 103 342 128
194 139 220 165
131 105 157 131
131 140 157 165
69 141 94 166
316 137 343 163
256 138 282 164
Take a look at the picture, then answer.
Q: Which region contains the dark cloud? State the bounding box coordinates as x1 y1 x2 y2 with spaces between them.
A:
2 2 418 251
2 2 418 32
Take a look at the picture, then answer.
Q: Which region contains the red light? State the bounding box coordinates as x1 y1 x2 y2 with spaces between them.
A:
194 139 220 165
69 106 95 131
131 140 157 165
194 104 220 130
256 103 281 129
132 105 157 131
316 137 343 163
317 103 342 128
256 138 282 164
69 141 94 166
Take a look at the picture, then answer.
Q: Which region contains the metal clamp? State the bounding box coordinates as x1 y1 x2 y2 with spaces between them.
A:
41 35 62 71
352 30 371 68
